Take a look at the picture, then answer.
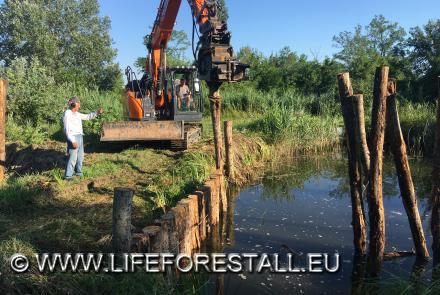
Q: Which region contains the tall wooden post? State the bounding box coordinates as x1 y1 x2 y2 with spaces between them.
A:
351 94 370 175
351 94 369 224
224 121 234 179
338 73 367 256
0 80 8 181
337 72 354 99
112 188 134 253
337 72 353 153
386 79 429 259
209 83 224 171
367 66 389 276
432 76 440 267
348 95 368 256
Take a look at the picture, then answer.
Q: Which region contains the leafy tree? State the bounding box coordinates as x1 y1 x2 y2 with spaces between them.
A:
3 57 57 125
408 20 440 100
368 15 412 82
333 15 410 94
236 46 264 66
0 0 121 90
368 15 406 58
408 20 440 77
236 46 264 84
167 30 191 62
217 0 229 23
135 30 191 72
333 25 380 84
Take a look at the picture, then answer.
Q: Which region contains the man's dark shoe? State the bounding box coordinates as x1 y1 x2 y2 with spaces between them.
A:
63 177 73 181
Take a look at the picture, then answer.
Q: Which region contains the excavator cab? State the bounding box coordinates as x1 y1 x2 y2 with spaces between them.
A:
122 66 203 122
168 66 203 122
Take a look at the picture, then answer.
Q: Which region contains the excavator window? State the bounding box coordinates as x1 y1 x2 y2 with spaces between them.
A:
125 67 203 122
169 67 203 121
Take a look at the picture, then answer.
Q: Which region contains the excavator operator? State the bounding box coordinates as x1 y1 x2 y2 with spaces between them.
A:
176 78 192 111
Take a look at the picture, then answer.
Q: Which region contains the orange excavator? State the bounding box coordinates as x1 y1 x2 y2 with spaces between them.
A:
101 0 248 149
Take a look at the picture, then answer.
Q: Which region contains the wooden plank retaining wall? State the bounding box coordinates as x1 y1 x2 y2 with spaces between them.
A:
132 171 226 255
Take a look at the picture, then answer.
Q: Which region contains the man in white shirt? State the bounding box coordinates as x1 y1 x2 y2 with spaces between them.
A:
63 97 103 180
176 78 192 111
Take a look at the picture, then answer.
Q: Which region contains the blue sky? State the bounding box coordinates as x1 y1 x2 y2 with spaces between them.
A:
99 0 440 71
1 0 437 70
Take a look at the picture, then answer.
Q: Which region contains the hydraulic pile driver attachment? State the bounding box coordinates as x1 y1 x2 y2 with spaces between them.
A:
191 0 249 169
195 5 248 84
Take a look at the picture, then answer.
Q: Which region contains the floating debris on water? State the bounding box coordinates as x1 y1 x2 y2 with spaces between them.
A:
218 157 431 293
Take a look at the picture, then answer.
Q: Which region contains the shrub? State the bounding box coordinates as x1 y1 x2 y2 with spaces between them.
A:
3 57 57 126
2 58 124 144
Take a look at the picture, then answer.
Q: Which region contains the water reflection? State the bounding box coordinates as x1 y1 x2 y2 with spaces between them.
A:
208 154 436 294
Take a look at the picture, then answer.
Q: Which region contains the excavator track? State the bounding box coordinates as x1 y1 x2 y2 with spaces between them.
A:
170 125 202 150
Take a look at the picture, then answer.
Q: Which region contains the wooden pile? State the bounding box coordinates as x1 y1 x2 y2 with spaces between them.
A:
338 68 430 277
114 172 227 255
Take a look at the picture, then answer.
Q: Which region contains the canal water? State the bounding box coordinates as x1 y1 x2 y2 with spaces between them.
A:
209 154 434 294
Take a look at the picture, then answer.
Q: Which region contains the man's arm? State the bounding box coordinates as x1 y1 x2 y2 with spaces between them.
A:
78 108 103 120
78 111 97 121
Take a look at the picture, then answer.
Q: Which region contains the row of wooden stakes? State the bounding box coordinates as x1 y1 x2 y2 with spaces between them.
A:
337 67 431 277
112 171 227 255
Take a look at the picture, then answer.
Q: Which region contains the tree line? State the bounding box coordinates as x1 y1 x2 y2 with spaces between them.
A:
237 15 440 102
0 1 439 130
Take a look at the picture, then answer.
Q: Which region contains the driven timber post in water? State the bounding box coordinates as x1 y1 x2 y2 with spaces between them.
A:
338 72 370 175
386 79 429 259
112 188 134 253
0 80 7 182
432 76 440 267
224 121 234 179
351 94 370 175
208 83 224 171
338 73 367 256
367 66 389 276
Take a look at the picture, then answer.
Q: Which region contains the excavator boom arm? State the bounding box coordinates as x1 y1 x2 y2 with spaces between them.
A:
147 0 248 95
149 0 208 50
